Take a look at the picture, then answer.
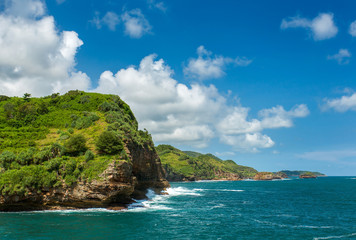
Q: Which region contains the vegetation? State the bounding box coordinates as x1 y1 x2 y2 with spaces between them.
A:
156 144 258 180
279 170 325 177
0 90 153 196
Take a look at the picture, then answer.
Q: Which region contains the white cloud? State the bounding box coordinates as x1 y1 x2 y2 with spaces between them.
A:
281 13 338 41
147 0 167 12
259 104 310 129
217 107 262 134
121 9 151 38
217 104 309 135
216 104 308 151
92 11 120 31
0 2 90 96
94 54 308 151
350 21 356 37
220 133 275 153
184 46 252 80
0 0 308 152
327 49 351 65
94 54 225 147
323 92 356 112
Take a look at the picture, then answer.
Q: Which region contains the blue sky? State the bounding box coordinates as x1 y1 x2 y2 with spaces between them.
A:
1 0 356 175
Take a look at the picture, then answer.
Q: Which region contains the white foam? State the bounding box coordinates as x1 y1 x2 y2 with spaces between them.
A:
197 188 244 192
127 187 202 212
254 219 334 229
314 233 356 240
165 187 202 196
221 189 244 192
209 204 225 210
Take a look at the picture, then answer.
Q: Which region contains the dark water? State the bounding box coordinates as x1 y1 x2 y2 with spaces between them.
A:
1 177 356 239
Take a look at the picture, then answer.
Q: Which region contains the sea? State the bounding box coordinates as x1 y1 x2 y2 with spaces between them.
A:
0 177 355 240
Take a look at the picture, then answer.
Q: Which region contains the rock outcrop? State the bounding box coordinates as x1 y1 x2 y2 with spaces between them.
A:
0 143 169 211
254 172 286 181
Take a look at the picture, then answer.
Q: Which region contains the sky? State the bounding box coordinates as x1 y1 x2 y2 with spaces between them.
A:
1 0 356 175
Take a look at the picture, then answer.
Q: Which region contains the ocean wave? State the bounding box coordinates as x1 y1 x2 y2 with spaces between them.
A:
209 204 225 210
313 233 356 240
195 188 244 192
221 189 244 192
254 219 334 229
127 187 202 212
166 187 202 196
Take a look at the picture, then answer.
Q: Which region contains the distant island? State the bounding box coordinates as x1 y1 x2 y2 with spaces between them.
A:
278 170 326 177
157 145 325 181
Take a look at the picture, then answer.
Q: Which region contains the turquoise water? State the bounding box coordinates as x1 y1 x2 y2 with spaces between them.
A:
1 177 356 239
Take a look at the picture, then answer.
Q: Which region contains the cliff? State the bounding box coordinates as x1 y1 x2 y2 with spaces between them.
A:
0 91 168 211
157 145 258 181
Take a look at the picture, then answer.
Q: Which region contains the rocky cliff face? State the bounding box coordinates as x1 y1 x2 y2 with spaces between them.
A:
0 142 169 211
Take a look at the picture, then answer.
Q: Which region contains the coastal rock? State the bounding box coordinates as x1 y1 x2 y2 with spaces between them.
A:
299 172 317 179
0 142 169 212
254 172 285 181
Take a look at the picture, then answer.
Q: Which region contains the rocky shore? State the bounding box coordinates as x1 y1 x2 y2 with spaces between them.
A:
0 141 169 212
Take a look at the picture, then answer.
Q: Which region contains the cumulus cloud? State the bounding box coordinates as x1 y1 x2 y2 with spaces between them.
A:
217 104 309 135
184 46 252 80
94 54 225 147
323 92 356 112
0 0 308 152
350 21 356 37
0 1 90 96
91 11 120 31
147 0 167 12
220 133 275 153
281 13 338 41
327 49 351 65
217 104 309 152
121 9 152 38
93 54 308 150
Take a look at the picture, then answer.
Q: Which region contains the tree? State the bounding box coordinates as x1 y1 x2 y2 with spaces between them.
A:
64 134 87 156
23 93 31 102
96 131 123 155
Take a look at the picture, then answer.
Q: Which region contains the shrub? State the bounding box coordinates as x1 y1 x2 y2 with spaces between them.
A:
96 131 123 155
44 158 62 172
16 148 36 165
0 151 17 169
98 101 119 112
68 128 74 134
64 134 87 156
84 150 95 162
34 147 52 164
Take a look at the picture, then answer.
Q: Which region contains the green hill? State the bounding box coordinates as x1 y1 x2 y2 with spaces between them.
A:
279 170 325 177
0 91 168 211
157 144 258 181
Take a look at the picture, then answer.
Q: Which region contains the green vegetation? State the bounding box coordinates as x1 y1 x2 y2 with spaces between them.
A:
157 144 258 181
279 170 325 177
0 91 153 196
